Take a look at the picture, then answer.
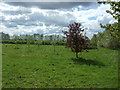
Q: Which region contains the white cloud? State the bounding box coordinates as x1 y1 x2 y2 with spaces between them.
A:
0 3 117 39
28 8 75 26
72 4 117 38
0 3 19 11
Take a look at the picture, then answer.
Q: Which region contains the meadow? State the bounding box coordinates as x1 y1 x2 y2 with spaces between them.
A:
2 44 118 88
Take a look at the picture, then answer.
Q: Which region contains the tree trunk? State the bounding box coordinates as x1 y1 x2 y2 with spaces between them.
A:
76 52 78 58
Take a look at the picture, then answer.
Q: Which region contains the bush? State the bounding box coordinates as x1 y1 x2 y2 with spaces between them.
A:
2 40 66 46
87 44 98 49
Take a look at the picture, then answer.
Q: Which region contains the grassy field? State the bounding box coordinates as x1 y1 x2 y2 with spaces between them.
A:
2 44 118 88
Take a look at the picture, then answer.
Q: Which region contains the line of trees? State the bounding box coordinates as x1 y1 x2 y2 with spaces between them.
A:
1 39 65 46
0 32 66 45
0 32 65 41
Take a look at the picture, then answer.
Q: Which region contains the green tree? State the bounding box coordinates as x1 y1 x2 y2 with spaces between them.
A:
98 1 120 31
97 1 120 49
90 34 98 46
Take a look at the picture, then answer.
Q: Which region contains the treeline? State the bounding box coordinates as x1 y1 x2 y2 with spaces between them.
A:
2 39 98 50
1 40 65 45
0 32 65 41
90 22 120 49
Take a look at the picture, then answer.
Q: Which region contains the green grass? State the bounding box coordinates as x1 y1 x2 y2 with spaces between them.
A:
2 44 118 88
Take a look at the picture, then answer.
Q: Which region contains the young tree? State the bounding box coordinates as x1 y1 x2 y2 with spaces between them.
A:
63 22 88 58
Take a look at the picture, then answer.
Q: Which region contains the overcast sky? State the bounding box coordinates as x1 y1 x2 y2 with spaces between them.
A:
0 2 117 39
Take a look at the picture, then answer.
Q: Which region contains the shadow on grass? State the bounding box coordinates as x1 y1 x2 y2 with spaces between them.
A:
72 57 105 67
